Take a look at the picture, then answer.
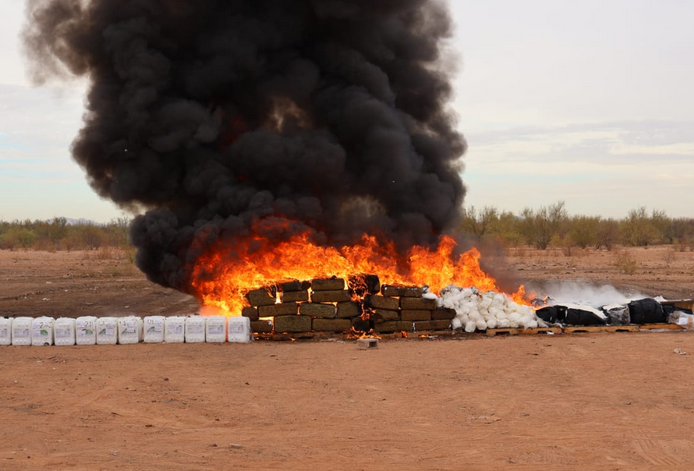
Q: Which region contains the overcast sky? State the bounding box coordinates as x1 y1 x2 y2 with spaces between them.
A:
1 0 693 223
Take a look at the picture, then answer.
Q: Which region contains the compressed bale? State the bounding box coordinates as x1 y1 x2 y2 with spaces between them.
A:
258 303 298 317
371 309 400 322
312 278 345 291
602 304 630 325
397 321 415 332
246 287 276 307
281 290 309 303
374 321 399 333
414 320 451 331
535 305 566 324
311 290 352 303
365 294 400 311
312 318 352 332
628 298 666 324
251 320 273 333
562 304 607 326
400 297 437 310
401 310 432 321
273 315 312 333
242 307 259 321
381 285 423 298
432 308 457 320
300 303 337 318
337 301 362 318
280 280 311 292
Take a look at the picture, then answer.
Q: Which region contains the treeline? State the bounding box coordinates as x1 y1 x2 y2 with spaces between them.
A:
459 202 694 251
0 217 130 251
2 204 693 253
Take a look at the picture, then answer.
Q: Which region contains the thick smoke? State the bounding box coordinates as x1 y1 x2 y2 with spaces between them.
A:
23 0 466 293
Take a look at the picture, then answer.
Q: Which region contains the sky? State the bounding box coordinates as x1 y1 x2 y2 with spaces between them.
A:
0 0 693 223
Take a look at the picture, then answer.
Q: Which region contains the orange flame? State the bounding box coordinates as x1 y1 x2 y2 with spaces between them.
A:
190 225 527 316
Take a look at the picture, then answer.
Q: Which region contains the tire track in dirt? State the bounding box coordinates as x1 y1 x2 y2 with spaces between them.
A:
634 437 684 467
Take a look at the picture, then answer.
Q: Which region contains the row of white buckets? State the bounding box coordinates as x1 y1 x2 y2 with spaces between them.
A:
0 315 252 346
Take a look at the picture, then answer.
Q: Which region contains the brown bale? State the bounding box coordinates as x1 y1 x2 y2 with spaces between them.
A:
312 278 345 291
300 303 337 318
274 315 312 333
242 307 259 321
400 297 437 310
311 290 352 303
258 303 299 317
381 285 423 298
337 302 362 319
400 310 432 321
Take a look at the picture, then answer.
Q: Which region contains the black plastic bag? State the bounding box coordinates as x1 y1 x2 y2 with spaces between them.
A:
535 305 567 324
564 307 607 326
628 298 665 324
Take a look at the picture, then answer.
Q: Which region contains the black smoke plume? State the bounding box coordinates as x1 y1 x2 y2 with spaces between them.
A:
23 0 466 293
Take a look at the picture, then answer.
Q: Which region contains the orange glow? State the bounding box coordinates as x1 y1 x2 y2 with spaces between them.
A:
190 222 528 316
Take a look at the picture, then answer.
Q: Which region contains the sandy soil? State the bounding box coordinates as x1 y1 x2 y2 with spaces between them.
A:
1 246 694 470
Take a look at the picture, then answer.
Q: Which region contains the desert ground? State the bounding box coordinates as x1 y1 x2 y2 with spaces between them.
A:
1 245 694 470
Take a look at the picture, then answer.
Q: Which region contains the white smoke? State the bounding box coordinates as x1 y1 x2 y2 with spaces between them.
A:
530 281 648 308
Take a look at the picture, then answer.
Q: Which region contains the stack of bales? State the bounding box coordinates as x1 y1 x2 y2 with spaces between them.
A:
242 276 456 335
242 277 364 334
365 285 456 333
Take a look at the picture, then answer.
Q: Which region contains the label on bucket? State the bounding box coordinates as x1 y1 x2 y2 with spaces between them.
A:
33 328 49 338
146 319 163 332
208 324 224 335
55 328 70 339
14 328 29 338
124 321 136 334
189 324 203 333
229 324 244 334
167 324 183 334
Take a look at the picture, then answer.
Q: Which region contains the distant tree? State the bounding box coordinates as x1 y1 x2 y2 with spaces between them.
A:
520 201 567 249
621 207 659 247
48 217 68 248
595 218 619 250
80 225 105 250
568 216 600 249
460 206 498 237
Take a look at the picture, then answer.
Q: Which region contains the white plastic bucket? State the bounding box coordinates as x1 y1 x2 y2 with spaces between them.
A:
118 316 142 344
143 316 165 343
76 316 98 345
228 316 252 343
96 317 118 345
164 316 185 343
0 317 12 346
31 317 55 346
12 317 32 346
54 318 76 346
185 316 206 343
205 316 227 343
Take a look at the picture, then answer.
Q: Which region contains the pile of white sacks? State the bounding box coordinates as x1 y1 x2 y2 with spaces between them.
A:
0 315 252 346
433 286 542 332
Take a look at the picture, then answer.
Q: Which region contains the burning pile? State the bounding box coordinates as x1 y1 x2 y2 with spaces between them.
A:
201 235 534 335
240 276 457 335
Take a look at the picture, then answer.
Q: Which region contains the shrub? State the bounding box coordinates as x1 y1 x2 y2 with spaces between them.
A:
615 250 637 275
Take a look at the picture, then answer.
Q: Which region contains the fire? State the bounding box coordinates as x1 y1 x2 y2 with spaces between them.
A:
190 224 528 316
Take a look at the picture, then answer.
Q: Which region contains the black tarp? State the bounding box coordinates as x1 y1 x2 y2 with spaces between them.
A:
628 298 666 324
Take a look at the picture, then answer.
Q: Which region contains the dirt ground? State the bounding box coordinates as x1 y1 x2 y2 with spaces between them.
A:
2 246 694 470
